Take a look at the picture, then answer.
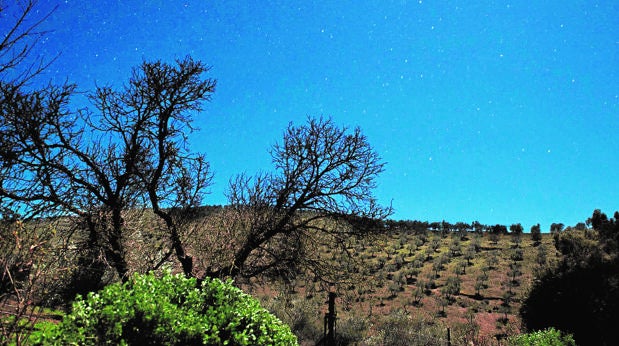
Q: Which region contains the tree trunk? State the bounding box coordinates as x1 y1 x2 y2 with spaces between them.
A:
109 208 129 281
153 208 193 277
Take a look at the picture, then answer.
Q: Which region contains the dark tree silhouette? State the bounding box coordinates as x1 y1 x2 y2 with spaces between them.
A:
1 2 70 340
488 224 506 244
492 224 508 234
521 210 619 346
471 220 484 234
0 0 57 87
1 57 215 280
588 209 619 250
204 117 391 282
530 223 542 245
509 223 523 235
549 222 564 234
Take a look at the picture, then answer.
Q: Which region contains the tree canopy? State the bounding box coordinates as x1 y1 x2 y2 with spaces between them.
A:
203 117 392 282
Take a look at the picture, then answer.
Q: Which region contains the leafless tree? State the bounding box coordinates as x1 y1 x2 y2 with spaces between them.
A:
0 57 215 281
0 0 57 87
204 117 391 283
0 3 67 342
0 219 63 344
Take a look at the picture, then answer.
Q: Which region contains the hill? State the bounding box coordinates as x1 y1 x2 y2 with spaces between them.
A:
241 225 560 345
0 211 564 345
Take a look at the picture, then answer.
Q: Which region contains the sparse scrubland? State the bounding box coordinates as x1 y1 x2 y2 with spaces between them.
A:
243 221 560 345
4 209 617 345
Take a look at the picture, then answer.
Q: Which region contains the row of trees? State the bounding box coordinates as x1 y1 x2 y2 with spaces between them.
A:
386 219 564 239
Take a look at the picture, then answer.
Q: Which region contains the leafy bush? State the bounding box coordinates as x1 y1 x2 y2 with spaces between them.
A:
32 271 297 345
508 328 576 346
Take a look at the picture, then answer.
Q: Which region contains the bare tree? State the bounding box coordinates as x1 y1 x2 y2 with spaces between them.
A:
204 117 391 283
0 57 215 280
0 219 63 344
0 3 69 341
0 0 57 87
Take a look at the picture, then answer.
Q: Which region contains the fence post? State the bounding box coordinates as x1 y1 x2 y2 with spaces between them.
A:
323 292 337 346
447 327 451 346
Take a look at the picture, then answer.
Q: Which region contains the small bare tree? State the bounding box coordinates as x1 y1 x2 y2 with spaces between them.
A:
0 218 64 345
204 117 391 283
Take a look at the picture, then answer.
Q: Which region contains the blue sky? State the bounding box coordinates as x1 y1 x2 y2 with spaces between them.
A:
8 0 618 230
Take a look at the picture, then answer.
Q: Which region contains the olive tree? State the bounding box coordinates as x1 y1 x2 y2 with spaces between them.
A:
203 117 391 283
530 223 542 245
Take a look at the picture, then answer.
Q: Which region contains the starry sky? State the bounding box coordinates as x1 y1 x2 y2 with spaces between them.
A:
6 0 619 231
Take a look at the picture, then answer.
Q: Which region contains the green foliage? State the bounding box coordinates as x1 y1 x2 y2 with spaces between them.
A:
441 276 461 302
31 271 297 345
334 314 369 345
508 328 576 346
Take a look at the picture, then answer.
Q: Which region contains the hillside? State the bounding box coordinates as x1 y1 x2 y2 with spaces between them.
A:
245 226 560 345
0 211 565 345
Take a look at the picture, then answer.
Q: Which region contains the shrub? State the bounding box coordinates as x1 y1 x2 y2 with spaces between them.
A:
31 271 297 345
260 293 322 344
1 219 67 344
336 314 369 345
508 328 576 346
367 310 445 346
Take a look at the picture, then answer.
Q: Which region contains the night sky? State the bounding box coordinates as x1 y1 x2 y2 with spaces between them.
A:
5 0 619 230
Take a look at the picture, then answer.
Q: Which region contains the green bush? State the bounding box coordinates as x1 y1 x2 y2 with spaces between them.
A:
508 328 576 346
31 271 297 345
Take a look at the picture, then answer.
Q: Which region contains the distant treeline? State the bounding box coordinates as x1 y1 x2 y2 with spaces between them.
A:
194 204 584 235
382 219 585 234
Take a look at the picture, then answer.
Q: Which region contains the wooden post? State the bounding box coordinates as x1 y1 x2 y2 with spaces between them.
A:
324 292 336 345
